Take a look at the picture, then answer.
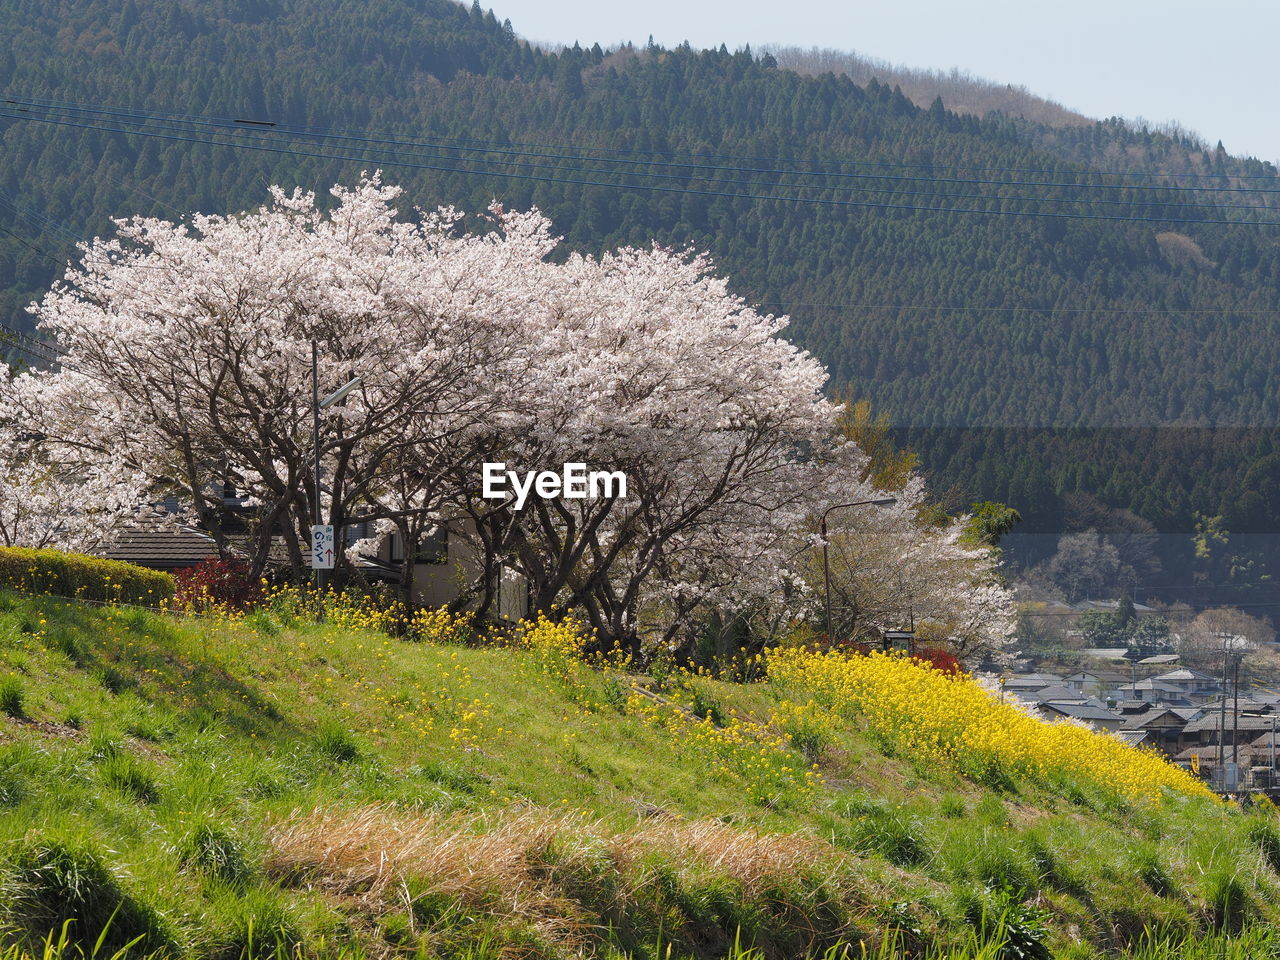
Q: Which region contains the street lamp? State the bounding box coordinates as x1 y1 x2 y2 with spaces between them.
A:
311 338 362 595
820 497 897 640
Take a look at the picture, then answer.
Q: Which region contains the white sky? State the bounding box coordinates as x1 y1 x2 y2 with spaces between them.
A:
491 0 1280 164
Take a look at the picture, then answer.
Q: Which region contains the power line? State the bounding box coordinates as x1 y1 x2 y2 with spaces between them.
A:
0 317 70 376
6 107 1280 227
0 192 91 252
0 191 175 285
12 97 1280 213
6 155 1280 326
35 105 1276 216
0 220 67 267
9 93 1280 188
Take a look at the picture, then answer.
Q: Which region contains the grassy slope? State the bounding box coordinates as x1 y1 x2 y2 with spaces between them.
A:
1 590 1280 959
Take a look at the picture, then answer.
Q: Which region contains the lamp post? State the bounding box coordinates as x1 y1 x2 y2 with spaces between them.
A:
311 338 362 595
820 497 897 640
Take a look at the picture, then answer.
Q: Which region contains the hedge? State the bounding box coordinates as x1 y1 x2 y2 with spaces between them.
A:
0 547 175 606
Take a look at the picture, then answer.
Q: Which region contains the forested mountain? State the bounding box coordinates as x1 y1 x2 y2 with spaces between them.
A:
768 46 1092 128
2 0 1279 611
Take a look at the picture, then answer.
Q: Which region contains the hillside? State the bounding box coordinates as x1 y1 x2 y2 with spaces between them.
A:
3 587 1280 958
2 0 1280 605
766 47 1092 128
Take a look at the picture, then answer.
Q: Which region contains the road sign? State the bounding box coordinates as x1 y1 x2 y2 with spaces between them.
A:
883 629 914 651
311 524 335 569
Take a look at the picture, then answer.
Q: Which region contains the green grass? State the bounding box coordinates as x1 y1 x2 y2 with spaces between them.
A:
1 588 1279 958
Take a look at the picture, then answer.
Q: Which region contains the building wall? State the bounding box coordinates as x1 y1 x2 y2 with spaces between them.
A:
377 519 529 621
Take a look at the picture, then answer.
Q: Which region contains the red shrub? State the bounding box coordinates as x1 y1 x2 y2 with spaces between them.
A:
174 557 261 612
914 646 966 675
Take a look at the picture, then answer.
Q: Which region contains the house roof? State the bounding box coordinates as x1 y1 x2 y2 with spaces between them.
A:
1008 672 1064 683
1065 670 1129 684
1117 679 1186 693
1081 648 1132 660
1115 700 1153 714
1183 714 1279 734
1071 599 1156 613
1039 702 1121 724
1173 744 1231 762
1032 685 1087 702
1152 668 1219 683
1172 743 1262 762
1002 678 1054 690
96 526 220 570
1112 685 1197 707
1122 708 1178 729
1115 731 1149 747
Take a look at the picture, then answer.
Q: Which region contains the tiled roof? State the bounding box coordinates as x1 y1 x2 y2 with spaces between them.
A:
1152 668 1219 683
1031 685 1085 702
1183 713 1279 734
1065 670 1129 683
1122 708 1195 730
1115 731 1149 747
96 527 220 570
1039 702 1121 723
1173 744 1263 764
1002 678 1054 689
1115 700 1153 713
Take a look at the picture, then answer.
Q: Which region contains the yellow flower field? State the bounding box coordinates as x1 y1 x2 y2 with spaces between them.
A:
766 647 1213 803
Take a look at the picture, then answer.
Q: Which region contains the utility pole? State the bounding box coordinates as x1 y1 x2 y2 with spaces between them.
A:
1232 654 1241 768
1218 640 1229 782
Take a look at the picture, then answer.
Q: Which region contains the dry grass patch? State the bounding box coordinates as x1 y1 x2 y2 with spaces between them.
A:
264 804 857 951
265 805 842 897
265 804 573 898
616 818 832 894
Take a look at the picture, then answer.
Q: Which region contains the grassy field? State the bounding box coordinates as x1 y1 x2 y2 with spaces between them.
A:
2 589 1280 959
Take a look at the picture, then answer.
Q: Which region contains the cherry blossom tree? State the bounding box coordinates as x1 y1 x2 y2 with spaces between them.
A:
12 178 536 581
6 175 1015 655
819 479 1016 657
0 413 146 553
447 244 878 651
